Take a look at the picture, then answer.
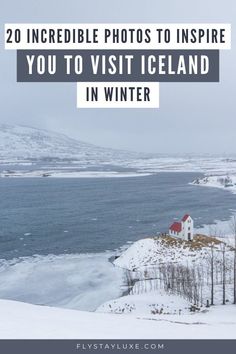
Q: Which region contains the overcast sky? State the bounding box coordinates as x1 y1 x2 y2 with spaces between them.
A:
0 0 235 154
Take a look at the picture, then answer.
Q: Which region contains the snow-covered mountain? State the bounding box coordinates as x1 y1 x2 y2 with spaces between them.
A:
0 124 138 164
0 124 151 177
1 123 236 178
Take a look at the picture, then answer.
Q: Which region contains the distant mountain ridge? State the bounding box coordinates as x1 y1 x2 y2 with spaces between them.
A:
1 124 235 177
0 124 139 164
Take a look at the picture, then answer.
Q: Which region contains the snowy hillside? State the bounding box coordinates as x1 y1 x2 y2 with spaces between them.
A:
0 124 137 163
96 291 190 315
113 235 234 307
0 299 236 339
0 236 235 339
0 124 148 177
113 235 221 271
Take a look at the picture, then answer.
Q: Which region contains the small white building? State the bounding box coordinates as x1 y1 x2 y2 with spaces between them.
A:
169 214 194 241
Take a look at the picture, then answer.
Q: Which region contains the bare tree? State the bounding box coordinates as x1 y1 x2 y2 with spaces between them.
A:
209 242 215 305
222 243 226 305
206 226 219 305
230 216 236 304
205 238 216 305
217 242 229 305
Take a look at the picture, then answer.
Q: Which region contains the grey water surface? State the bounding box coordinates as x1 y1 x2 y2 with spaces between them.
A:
0 172 236 260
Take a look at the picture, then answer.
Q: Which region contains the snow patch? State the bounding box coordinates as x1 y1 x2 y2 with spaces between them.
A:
0 299 236 339
97 291 190 315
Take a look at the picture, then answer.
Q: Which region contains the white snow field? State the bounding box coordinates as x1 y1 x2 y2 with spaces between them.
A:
191 174 236 194
0 236 236 339
0 299 236 339
96 291 191 315
1 236 236 339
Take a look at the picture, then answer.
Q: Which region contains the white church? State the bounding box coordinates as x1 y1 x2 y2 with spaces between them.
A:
169 214 194 241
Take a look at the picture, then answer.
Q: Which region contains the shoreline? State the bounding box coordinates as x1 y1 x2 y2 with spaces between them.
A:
0 170 236 313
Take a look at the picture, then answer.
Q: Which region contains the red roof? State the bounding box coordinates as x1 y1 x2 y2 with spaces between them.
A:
169 222 182 233
182 214 190 222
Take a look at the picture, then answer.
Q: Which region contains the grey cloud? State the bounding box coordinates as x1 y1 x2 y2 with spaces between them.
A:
0 0 235 154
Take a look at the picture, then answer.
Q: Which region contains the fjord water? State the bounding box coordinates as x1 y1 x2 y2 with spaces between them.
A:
1 172 236 259
0 172 236 310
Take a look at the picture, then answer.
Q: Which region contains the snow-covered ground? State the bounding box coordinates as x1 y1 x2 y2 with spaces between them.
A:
191 175 236 194
113 235 234 306
113 237 215 271
0 237 235 339
0 299 236 339
97 291 190 315
1 234 235 339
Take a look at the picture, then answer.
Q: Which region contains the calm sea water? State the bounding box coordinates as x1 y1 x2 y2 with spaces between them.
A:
1 172 236 260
